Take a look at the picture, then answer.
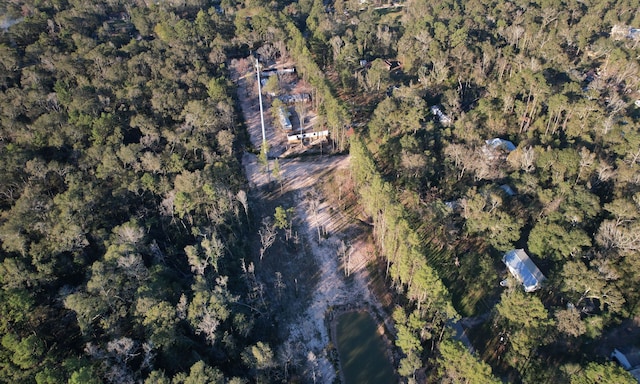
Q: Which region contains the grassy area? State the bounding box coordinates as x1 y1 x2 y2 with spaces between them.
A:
336 311 395 384
420 236 501 318
374 7 403 27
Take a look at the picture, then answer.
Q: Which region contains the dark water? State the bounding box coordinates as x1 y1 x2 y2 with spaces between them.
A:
336 311 395 384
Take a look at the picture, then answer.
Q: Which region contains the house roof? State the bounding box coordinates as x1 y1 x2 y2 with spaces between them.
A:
279 93 311 104
430 105 452 125
277 107 292 130
502 249 545 292
499 184 516 196
612 348 640 370
486 138 516 152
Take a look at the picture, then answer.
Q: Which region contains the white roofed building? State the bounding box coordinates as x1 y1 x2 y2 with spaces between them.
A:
502 249 545 292
611 347 640 383
486 138 516 152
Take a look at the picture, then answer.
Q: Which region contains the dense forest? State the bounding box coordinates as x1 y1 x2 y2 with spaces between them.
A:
1 0 640 383
0 0 265 382
323 0 640 382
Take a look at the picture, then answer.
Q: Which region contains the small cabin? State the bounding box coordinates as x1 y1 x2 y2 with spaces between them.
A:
430 105 452 125
499 184 516 196
277 107 292 131
279 93 311 105
485 138 516 152
502 249 545 292
287 130 329 143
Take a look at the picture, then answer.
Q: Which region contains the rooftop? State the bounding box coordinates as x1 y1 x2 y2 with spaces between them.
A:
486 138 516 152
502 249 545 292
612 347 640 370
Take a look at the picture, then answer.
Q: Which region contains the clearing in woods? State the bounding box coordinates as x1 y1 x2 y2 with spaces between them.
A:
231 57 395 382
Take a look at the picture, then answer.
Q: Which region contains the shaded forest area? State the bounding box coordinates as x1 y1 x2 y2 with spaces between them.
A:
0 0 270 382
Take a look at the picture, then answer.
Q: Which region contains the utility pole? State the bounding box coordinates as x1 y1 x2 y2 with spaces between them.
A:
255 57 266 145
255 56 269 178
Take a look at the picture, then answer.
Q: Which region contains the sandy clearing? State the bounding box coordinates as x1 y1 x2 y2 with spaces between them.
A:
285 186 376 382
232 57 392 382
243 151 379 382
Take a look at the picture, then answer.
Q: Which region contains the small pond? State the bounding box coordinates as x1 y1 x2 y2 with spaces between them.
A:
336 311 395 384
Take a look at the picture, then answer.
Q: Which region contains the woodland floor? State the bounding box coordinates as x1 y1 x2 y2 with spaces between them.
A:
231 58 394 382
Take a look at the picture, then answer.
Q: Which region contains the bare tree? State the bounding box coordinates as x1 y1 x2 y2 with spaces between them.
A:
576 147 596 185
597 161 616 183
196 309 220 344
277 341 298 382
338 240 352 277
431 56 450 84
274 271 286 301
115 222 145 246
204 234 224 273
444 143 472 180
295 102 307 142
241 259 267 309
401 151 428 178
106 337 137 364
259 217 277 260
507 145 536 173
307 190 322 241
140 342 155 371
307 351 318 384
256 44 278 66
329 35 343 62
596 220 640 254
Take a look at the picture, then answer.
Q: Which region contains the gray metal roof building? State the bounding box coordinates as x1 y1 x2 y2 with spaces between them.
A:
503 249 545 292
